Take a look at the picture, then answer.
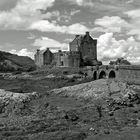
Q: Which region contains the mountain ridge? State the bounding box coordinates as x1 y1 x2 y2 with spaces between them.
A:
0 51 36 72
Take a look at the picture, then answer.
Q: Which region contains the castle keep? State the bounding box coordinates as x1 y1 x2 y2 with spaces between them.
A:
34 32 98 67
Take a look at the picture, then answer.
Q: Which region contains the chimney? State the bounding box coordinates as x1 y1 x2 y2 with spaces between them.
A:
86 31 89 36
75 35 80 38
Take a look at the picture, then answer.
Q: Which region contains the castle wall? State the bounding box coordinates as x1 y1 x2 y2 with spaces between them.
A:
43 49 54 65
54 51 63 66
54 52 80 67
68 52 80 67
34 52 44 67
35 32 97 68
61 55 69 67
80 40 97 60
69 42 79 52
69 36 80 52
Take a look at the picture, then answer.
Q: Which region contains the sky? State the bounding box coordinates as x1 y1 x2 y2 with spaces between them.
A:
0 0 140 64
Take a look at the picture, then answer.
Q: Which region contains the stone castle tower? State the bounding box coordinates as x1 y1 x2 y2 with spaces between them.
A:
34 32 98 67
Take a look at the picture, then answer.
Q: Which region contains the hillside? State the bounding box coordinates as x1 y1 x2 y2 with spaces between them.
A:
0 51 36 72
0 69 140 140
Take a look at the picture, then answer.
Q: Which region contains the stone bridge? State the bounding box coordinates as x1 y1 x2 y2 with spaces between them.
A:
87 65 140 83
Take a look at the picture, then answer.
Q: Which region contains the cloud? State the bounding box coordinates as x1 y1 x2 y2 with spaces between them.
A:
10 48 34 58
93 16 130 33
97 33 140 64
125 9 140 19
30 21 89 34
0 0 56 30
67 0 94 7
27 33 36 39
0 0 89 34
126 0 134 4
41 10 60 19
33 37 69 52
64 38 73 42
125 9 140 40
56 9 80 23
70 9 80 16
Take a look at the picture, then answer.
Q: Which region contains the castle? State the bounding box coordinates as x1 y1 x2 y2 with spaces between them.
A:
34 32 100 67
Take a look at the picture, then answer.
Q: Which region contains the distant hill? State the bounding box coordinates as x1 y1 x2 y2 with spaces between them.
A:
0 51 36 72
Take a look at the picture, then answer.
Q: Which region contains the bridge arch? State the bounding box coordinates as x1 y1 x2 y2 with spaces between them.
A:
99 70 106 79
109 70 116 78
93 71 97 80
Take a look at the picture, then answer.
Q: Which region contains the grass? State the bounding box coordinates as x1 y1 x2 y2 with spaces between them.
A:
0 67 140 140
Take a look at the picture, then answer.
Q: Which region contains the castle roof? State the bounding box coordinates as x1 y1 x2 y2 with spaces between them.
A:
36 48 53 55
70 32 96 45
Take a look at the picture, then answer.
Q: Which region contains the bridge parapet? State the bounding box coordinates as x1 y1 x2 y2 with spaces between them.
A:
87 65 140 84
119 65 140 70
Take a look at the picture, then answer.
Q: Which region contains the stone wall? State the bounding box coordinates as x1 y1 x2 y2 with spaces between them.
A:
80 40 97 60
61 55 69 67
87 65 140 84
68 52 80 67
117 66 140 84
43 49 54 65
34 51 44 67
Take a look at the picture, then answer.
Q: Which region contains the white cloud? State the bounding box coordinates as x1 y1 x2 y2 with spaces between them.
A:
10 48 34 58
126 0 134 4
64 38 73 42
30 21 89 34
0 0 89 34
27 33 36 39
94 16 130 33
125 9 140 40
0 0 56 30
67 0 94 7
125 9 140 19
70 9 80 16
55 9 80 23
97 33 140 64
41 10 60 19
33 37 69 52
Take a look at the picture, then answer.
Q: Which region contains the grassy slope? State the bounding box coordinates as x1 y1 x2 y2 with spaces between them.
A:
0 51 36 71
0 68 140 139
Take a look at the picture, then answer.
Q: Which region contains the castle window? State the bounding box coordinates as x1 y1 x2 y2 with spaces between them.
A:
88 48 90 53
61 61 64 66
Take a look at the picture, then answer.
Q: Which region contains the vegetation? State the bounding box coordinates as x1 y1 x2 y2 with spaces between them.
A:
0 67 140 140
82 56 102 66
0 51 36 72
109 57 131 65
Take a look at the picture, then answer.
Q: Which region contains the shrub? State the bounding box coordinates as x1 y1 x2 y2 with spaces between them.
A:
63 71 68 75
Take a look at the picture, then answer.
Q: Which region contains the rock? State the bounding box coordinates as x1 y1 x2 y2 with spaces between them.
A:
137 119 140 126
113 106 121 111
109 111 114 116
64 111 79 122
108 80 121 93
104 129 110 134
50 79 109 99
0 89 39 115
45 74 55 78
0 101 5 114
89 127 95 131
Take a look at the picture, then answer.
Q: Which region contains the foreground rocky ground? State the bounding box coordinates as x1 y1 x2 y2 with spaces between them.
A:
0 70 140 140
